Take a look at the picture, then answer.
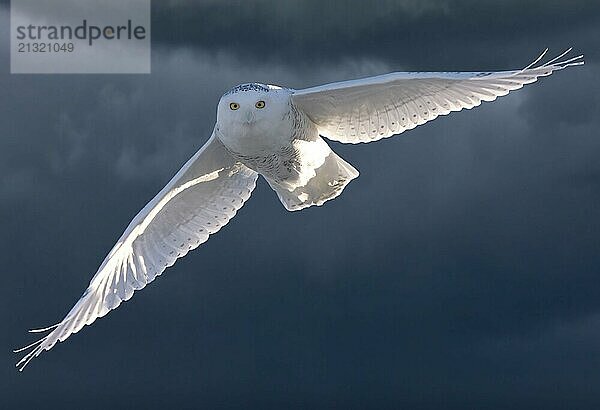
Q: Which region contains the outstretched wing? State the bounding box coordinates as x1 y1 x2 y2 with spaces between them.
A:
291 49 583 144
16 131 258 371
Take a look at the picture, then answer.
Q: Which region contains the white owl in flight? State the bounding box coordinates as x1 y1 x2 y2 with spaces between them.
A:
16 49 583 370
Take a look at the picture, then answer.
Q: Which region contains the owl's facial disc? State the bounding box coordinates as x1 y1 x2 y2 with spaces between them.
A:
219 93 268 127
217 83 291 135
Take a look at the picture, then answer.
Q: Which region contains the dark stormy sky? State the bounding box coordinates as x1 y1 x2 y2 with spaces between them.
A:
1 1 600 409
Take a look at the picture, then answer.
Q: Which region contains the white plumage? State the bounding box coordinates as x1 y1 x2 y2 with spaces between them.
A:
15 49 583 370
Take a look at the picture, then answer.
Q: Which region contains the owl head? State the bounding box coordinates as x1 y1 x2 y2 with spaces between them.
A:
216 83 291 128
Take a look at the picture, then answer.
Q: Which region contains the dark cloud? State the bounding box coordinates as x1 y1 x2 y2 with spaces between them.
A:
1 2 599 409
150 0 599 69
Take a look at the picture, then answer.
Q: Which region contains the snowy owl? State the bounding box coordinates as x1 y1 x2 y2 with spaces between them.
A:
15 49 583 370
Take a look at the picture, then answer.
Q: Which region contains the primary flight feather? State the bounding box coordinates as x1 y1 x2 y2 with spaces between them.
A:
16 49 583 370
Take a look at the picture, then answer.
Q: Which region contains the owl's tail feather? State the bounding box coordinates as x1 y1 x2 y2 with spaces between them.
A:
267 150 359 211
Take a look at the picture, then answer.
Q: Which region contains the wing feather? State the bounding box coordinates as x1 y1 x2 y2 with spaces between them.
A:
292 49 583 143
16 132 258 370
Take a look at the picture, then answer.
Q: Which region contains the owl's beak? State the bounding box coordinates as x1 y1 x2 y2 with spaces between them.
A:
245 110 256 124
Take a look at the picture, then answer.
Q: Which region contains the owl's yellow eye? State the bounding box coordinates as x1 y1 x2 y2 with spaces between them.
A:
229 102 240 110
255 100 266 109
